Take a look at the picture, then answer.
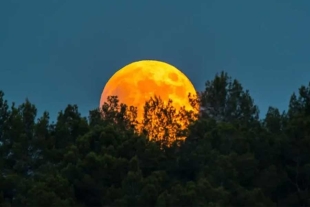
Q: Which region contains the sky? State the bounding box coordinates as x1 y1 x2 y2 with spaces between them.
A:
1 0 310 121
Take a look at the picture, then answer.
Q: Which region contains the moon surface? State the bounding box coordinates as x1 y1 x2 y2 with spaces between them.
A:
100 60 197 124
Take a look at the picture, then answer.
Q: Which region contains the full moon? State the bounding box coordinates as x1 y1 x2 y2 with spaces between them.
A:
100 60 197 124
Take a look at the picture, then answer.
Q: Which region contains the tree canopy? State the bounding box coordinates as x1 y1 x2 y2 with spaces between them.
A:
1 72 310 206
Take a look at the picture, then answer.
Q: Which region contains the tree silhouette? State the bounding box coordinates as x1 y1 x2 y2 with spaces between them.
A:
1 72 310 206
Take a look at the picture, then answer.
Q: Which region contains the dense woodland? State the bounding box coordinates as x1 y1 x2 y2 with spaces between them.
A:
1 72 310 206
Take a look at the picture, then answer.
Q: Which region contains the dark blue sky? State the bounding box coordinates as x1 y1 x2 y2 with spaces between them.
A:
1 0 310 121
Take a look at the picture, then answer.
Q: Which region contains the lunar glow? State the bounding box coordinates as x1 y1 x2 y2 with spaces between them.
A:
100 60 197 126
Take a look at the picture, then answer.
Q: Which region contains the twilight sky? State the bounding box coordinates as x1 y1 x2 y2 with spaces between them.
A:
1 0 310 121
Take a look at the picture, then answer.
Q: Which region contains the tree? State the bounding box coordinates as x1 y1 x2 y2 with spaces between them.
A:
100 96 138 132
1 73 310 207
142 95 196 146
278 82 310 206
199 72 259 125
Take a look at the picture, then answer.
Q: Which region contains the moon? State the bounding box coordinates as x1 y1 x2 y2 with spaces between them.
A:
100 60 197 125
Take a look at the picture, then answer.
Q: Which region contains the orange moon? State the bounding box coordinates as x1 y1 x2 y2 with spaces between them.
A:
99 60 197 124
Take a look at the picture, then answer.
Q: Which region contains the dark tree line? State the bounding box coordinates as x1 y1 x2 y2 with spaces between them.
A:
1 71 310 206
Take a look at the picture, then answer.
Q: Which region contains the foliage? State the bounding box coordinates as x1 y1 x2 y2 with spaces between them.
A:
1 72 310 206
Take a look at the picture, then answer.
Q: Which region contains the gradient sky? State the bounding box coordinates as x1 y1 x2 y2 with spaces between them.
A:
1 0 310 121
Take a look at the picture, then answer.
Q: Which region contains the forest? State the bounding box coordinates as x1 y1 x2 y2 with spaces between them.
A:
1 71 310 207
